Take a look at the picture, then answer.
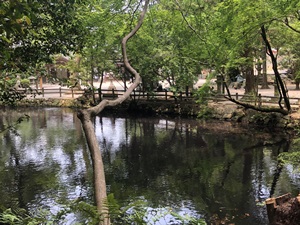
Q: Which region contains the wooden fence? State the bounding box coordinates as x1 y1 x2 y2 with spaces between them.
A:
24 87 195 101
22 87 300 107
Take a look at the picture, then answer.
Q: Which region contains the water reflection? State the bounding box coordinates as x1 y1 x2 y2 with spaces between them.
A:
0 108 299 225
0 108 90 215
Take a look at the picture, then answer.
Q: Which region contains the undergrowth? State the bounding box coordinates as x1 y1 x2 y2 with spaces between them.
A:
0 194 207 225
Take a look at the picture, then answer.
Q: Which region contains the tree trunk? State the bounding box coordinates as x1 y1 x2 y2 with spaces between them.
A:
77 1 150 224
261 25 291 112
242 48 256 94
78 110 108 223
261 43 269 89
244 65 255 94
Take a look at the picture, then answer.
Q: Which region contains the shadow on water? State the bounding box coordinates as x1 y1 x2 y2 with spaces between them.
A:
0 108 299 225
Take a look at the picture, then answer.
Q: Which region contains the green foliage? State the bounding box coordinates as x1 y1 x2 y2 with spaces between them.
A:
195 83 214 104
1 0 298 97
0 70 26 105
0 200 99 225
0 90 26 106
62 200 100 225
1 0 88 71
21 79 30 88
197 106 214 120
3 78 17 88
278 151 300 169
115 200 148 224
113 199 207 225
195 82 215 118
248 113 280 127
278 138 300 170
0 208 53 225
126 2 202 91
0 196 207 225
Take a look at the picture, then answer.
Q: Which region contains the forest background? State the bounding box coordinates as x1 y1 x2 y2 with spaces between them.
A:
0 0 300 224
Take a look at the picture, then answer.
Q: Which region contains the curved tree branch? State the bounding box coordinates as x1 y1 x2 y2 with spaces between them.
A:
77 1 150 224
84 0 149 116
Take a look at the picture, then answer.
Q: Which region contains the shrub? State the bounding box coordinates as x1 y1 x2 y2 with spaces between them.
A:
21 79 30 88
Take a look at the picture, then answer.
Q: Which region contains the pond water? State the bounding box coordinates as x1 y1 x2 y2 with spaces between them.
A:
0 107 299 224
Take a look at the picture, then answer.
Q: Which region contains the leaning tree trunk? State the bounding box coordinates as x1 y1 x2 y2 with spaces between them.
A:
77 1 150 225
223 27 291 115
261 25 291 112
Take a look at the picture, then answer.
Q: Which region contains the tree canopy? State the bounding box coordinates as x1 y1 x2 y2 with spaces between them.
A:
0 0 88 71
0 0 299 94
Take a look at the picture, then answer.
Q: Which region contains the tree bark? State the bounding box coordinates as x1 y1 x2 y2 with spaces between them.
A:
77 1 150 224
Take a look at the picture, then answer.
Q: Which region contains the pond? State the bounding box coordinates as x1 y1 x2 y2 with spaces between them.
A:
0 107 299 224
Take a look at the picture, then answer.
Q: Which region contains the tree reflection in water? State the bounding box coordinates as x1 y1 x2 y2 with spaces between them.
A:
0 108 298 225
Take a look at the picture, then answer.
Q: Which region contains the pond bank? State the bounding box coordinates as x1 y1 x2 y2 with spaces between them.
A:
14 97 300 132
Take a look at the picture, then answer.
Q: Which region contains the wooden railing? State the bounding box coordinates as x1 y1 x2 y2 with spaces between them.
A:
97 89 195 101
21 87 300 107
23 87 196 101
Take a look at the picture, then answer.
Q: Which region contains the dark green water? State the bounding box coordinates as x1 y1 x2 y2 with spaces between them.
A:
0 107 299 224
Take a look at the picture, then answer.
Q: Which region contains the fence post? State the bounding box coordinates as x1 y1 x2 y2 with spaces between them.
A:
266 198 276 224
258 94 262 107
42 88 44 97
71 88 74 98
98 88 102 101
59 87 62 97
133 90 136 100
112 89 115 98
235 93 238 100
165 90 167 100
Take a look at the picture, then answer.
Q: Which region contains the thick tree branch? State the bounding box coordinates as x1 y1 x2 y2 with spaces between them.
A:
224 96 289 115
